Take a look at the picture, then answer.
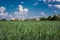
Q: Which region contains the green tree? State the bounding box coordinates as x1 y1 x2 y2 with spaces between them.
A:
40 17 46 21
1 19 7 21
47 16 52 20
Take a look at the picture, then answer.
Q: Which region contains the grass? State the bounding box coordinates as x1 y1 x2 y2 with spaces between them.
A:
0 21 60 40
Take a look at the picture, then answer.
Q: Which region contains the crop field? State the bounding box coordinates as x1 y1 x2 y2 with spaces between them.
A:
0 21 60 40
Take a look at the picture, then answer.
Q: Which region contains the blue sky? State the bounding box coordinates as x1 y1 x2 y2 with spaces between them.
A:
0 0 60 20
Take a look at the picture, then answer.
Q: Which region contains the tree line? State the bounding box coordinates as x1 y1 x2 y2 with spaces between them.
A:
0 15 60 21
40 15 60 21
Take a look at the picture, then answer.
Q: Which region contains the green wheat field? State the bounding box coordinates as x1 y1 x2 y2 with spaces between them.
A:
0 21 60 40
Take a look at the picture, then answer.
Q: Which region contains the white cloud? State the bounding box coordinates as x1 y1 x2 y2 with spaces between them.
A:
54 10 57 13
37 0 46 2
9 14 12 18
49 0 60 2
48 0 52 2
52 0 56 2
19 5 23 12
0 6 6 13
48 0 56 2
13 5 29 20
41 12 48 17
21 2 24 4
41 12 45 15
0 6 8 19
14 11 19 19
43 0 60 2
0 12 8 19
18 5 28 14
43 0 46 2
24 8 28 14
48 4 53 7
34 2 38 6
54 5 60 9
56 0 60 2
48 4 60 9
34 16 40 21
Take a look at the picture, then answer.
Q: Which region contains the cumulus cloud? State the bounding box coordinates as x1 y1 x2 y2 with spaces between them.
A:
0 6 8 19
13 5 28 20
12 5 29 20
24 8 28 14
18 5 28 14
15 5 28 14
14 11 19 19
0 12 8 16
0 12 8 19
19 5 23 12
0 6 6 13
54 5 60 9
